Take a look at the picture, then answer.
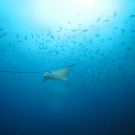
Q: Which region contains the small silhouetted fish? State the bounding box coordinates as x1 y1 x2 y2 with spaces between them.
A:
18 40 22 42
103 20 109 22
114 12 116 18
16 34 19 38
47 32 51 36
0 34 4 38
127 48 131 51
67 22 71 24
114 27 118 29
121 42 125 44
14 66 18 69
0 28 3 31
71 30 77 32
42 58 44 61
97 17 100 23
120 29 125 34
95 33 100 37
129 15 135 17
43 45 47 49
83 29 88 32
50 35 54 39
77 14 79 17
20 76 22 81
107 38 112 41
60 26 62 30
2 50 6 52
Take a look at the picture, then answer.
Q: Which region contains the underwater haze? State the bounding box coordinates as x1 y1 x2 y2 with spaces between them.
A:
0 0 135 135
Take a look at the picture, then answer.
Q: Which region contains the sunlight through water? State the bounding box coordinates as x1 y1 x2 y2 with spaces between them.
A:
71 0 94 7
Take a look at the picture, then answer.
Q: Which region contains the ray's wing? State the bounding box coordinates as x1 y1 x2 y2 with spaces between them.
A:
52 64 73 75
42 64 75 82
42 76 50 83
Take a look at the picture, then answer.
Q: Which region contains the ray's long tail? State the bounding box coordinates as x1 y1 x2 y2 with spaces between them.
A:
0 71 43 74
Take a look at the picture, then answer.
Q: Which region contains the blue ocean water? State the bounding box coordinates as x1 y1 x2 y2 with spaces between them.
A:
0 0 135 135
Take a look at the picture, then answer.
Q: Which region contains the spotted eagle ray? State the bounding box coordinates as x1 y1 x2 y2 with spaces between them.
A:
42 64 74 82
0 64 75 82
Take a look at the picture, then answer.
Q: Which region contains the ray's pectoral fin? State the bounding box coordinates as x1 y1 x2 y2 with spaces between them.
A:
59 75 68 81
42 64 75 82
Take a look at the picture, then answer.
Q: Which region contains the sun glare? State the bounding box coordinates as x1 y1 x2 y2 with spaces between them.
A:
72 0 94 7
